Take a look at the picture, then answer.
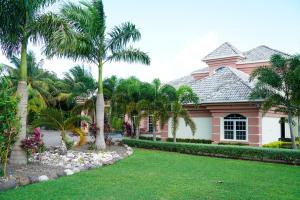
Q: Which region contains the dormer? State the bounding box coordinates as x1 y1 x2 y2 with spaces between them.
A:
202 42 245 75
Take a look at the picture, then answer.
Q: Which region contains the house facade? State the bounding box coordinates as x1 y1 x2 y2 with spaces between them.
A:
139 42 297 146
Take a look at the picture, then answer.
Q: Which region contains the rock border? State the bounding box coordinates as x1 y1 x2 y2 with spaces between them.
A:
0 145 133 192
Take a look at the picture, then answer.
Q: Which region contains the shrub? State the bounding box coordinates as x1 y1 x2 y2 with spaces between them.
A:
263 141 299 149
166 138 212 144
0 78 19 177
65 140 75 150
218 142 248 146
123 139 300 164
21 128 46 157
278 137 299 142
87 141 96 150
111 117 123 132
138 137 212 144
139 136 162 141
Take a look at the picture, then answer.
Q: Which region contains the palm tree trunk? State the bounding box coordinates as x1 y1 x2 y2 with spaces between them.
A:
287 110 297 149
135 125 140 139
298 114 300 148
10 41 28 165
95 62 106 150
153 131 157 141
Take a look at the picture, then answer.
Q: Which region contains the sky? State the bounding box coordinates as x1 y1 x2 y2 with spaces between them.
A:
1 0 300 83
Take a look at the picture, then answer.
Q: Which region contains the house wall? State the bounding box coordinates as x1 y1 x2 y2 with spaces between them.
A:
167 117 212 139
262 117 281 144
236 61 270 75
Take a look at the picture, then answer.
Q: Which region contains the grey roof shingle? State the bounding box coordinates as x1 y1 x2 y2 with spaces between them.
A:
191 67 256 103
202 42 245 61
168 75 194 89
237 45 290 64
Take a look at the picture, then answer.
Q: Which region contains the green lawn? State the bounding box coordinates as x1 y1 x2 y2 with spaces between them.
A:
1 149 300 200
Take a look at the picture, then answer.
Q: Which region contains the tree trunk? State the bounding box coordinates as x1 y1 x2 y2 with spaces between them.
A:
135 126 140 139
153 132 157 141
287 111 297 149
95 61 106 149
173 135 176 143
9 81 28 165
298 115 300 148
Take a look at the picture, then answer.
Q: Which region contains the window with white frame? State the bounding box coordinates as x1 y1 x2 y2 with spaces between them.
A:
223 114 247 141
148 115 155 133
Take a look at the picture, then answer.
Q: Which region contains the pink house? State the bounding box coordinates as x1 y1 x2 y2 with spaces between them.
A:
139 42 296 146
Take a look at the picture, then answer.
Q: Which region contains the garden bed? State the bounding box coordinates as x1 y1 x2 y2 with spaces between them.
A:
0 144 133 191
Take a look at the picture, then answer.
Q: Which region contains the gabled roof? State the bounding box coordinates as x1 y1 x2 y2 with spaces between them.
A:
237 45 290 64
191 67 257 103
202 42 245 61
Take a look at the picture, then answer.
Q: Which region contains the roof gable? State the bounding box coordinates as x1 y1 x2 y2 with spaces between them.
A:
237 45 290 64
202 42 244 61
191 67 255 103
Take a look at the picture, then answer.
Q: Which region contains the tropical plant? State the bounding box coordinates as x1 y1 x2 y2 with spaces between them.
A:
45 0 150 149
250 54 300 149
21 128 45 158
0 0 67 164
59 65 97 102
169 102 196 142
0 78 19 177
4 51 60 122
33 108 92 146
152 85 199 142
103 75 119 101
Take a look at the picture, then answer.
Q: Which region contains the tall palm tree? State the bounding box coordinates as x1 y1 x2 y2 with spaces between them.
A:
250 54 300 149
0 0 67 164
45 0 150 149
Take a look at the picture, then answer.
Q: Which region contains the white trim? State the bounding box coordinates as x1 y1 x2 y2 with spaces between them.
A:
221 116 248 142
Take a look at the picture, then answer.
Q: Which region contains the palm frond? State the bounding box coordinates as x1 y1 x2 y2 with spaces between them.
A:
106 47 150 65
106 22 141 52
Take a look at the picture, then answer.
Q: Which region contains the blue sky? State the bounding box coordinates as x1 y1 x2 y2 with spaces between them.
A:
1 0 300 82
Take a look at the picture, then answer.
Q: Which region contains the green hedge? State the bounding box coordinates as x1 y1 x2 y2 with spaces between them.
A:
139 136 162 141
123 139 300 164
139 136 212 144
166 138 212 144
263 141 299 149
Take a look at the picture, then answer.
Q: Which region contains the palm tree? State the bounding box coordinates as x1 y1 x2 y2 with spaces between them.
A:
4 51 59 118
0 0 68 164
57 65 97 104
45 0 150 149
33 108 92 146
250 54 300 149
169 102 196 142
152 85 199 142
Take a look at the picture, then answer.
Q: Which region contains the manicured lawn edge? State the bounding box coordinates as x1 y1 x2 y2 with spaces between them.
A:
123 139 300 165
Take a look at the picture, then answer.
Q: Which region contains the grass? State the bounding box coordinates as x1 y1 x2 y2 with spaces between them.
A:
1 149 300 200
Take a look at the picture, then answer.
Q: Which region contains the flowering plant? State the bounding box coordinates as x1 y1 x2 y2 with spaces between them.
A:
21 128 45 156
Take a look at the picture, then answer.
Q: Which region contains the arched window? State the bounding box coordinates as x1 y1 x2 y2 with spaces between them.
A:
224 114 247 141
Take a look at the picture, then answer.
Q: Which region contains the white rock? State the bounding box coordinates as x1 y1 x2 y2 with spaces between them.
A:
38 175 49 182
64 169 74 176
72 168 80 173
